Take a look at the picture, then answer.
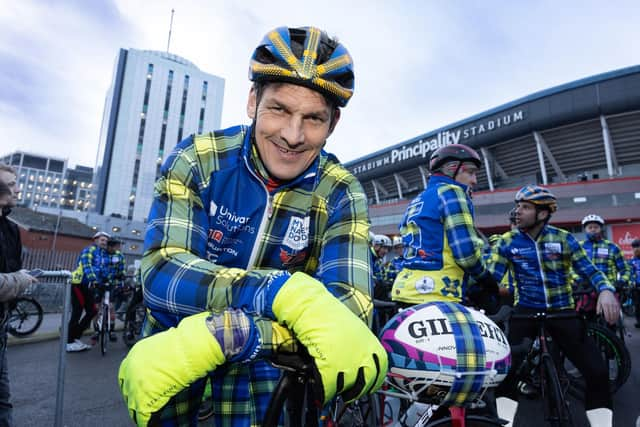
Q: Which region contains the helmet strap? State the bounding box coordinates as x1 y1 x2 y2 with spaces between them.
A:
518 207 549 237
452 161 463 180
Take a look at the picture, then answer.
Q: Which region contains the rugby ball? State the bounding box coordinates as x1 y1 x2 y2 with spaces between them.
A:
380 302 511 389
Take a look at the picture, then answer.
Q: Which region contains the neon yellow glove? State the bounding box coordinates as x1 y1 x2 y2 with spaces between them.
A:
118 309 296 426
118 311 226 425
272 272 388 404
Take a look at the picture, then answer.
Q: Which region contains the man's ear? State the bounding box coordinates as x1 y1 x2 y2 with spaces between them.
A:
537 209 549 222
328 108 341 135
247 86 257 119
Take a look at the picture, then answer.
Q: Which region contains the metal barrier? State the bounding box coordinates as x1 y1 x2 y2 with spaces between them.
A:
32 270 73 427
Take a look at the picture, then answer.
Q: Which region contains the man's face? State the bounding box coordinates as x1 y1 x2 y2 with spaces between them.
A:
584 223 602 236
393 245 403 256
376 246 389 258
634 246 640 258
515 201 546 229
455 162 479 189
247 83 338 181
95 236 108 249
0 171 18 207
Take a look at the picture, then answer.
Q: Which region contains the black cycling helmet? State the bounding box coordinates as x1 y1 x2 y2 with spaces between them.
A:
249 26 355 107
508 208 517 225
429 144 482 173
631 239 640 248
107 238 122 246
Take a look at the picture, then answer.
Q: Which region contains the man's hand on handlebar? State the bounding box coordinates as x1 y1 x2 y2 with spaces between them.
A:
596 289 620 325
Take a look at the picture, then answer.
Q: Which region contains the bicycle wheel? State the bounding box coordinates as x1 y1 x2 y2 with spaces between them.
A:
123 303 145 348
541 355 573 427
587 323 630 392
100 308 109 356
7 297 44 337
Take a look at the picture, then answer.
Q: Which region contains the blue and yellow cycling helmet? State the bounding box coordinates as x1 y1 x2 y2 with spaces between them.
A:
249 26 355 107
514 185 558 213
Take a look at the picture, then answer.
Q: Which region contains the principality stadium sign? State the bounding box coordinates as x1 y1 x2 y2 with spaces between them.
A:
351 109 525 176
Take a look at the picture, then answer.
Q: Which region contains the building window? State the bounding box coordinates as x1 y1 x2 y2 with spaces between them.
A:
177 75 190 143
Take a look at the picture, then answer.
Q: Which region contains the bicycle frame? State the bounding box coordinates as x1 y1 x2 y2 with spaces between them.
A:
95 285 112 356
511 311 574 427
262 352 321 427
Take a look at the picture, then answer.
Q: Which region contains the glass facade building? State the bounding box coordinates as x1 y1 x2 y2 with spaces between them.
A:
94 49 224 221
0 151 93 212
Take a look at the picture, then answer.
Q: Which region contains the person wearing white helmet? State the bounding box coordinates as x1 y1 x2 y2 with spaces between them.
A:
66 231 111 352
384 236 405 286
579 214 631 291
370 234 392 298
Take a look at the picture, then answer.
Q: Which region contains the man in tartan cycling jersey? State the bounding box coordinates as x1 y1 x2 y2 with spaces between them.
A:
488 185 619 427
579 213 631 290
391 144 498 308
118 26 386 427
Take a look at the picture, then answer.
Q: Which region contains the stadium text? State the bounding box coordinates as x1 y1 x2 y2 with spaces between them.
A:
351 109 525 175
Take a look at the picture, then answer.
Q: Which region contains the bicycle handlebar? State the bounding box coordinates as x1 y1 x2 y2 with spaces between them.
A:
373 299 398 309
27 269 72 278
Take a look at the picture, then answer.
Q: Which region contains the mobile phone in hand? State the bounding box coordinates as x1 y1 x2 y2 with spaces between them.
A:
27 269 44 278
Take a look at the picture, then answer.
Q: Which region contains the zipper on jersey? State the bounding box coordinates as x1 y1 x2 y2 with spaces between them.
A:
244 156 273 269
526 233 549 307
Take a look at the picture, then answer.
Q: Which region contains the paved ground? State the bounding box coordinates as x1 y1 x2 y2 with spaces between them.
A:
6 313 640 426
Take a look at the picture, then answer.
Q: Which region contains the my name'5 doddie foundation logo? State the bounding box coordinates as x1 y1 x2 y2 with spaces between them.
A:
284 216 310 251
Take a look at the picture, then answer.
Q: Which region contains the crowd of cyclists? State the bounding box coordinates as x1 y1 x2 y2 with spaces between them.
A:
368 156 637 426
100 24 639 427
66 231 131 352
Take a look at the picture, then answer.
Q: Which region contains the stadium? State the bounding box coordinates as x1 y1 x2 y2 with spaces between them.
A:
345 65 640 256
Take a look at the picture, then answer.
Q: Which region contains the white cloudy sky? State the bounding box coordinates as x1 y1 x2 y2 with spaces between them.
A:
1 0 639 168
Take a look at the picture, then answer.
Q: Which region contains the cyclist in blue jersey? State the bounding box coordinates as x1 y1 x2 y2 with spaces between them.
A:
630 239 640 328
118 26 386 427
488 185 619 427
384 235 405 285
578 214 631 312
371 234 392 299
391 144 498 308
68 231 110 352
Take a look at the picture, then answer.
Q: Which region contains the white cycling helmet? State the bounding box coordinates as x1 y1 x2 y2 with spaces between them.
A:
581 214 604 227
392 236 403 247
380 301 510 407
93 231 111 240
373 234 392 248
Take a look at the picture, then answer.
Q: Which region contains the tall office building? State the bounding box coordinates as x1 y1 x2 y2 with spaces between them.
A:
95 49 224 220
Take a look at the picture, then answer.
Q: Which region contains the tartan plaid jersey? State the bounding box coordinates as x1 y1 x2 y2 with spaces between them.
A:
579 238 631 284
488 225 614 310
392 174 489 303
71 244 109 286
140 125 372 426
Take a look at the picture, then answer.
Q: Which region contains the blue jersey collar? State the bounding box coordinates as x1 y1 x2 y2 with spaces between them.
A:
430 173 470 193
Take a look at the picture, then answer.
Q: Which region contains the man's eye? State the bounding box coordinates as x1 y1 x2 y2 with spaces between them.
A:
307 116 325 123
